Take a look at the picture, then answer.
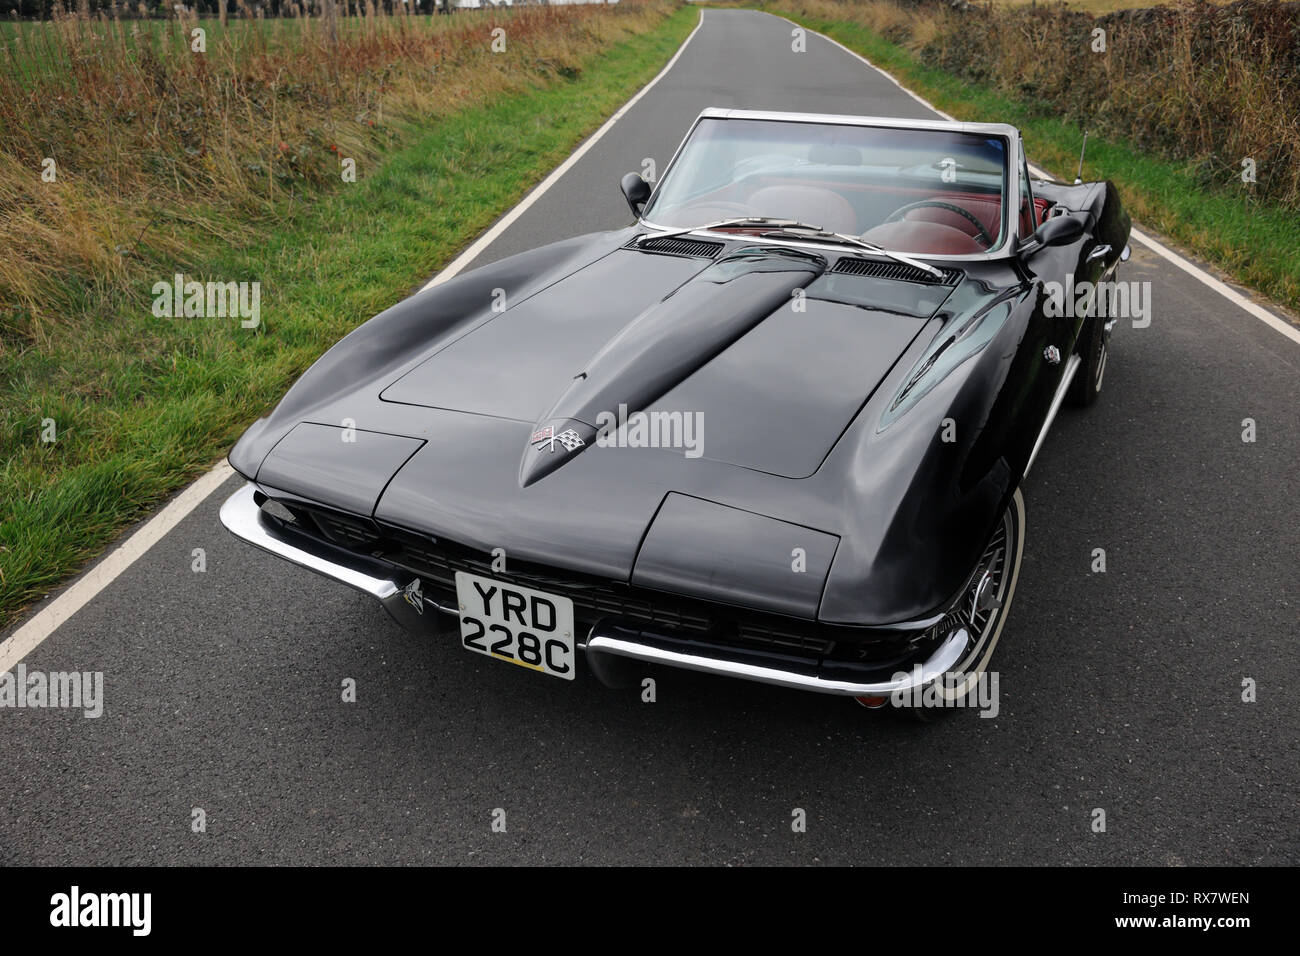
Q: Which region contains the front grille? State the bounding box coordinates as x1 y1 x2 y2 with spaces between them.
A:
627 235 725 259
263 496 845 662
290 505 382 550
390 537 712 634
388 534 842 657
831 256 962 285
737 622 834 656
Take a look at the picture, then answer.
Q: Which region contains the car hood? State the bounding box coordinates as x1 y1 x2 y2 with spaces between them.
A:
230 230 998 622
379 243 953 482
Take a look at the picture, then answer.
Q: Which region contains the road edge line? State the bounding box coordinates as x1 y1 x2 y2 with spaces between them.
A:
0 463 235 673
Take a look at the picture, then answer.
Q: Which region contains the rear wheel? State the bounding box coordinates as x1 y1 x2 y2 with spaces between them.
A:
1067 277 1116 407
889 487 1026 721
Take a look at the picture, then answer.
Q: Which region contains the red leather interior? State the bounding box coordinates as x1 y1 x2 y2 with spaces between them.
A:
747 185 859 234
859 220 986 255
668 177 1058 253
904 195 1052 244
1022 197 1052 234
902 199 1001 242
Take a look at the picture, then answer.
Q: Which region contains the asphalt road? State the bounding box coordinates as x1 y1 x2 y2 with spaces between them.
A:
3 9 1297 866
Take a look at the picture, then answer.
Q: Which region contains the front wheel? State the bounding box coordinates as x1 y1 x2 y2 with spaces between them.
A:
891 487 1026 721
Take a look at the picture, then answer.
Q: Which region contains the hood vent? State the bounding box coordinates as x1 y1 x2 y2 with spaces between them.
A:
832 257 962 286
627 235 725 259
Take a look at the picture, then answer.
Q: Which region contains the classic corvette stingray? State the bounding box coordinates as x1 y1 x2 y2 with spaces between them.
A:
221 109 1131 712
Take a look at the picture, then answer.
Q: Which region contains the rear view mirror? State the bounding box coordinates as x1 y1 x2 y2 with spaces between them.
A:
620 172 651 217
1018 214 1084 259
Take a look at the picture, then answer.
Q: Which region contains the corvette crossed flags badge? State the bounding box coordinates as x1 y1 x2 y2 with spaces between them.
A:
531 426 585 453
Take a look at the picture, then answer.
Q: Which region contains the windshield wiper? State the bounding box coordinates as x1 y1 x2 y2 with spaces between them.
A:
637 217 826 244
756 226 945 279
639 219 946 280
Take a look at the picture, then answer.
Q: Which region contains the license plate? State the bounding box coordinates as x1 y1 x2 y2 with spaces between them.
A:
454 571 576 680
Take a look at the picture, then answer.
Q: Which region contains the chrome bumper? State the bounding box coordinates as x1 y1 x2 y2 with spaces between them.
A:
219 482 453 635
584 628 967 697
219 481 966 698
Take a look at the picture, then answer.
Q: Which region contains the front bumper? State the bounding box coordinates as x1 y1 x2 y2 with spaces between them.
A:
219 481 967 698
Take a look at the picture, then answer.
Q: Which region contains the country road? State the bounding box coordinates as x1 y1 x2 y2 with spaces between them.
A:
2 8 1297 865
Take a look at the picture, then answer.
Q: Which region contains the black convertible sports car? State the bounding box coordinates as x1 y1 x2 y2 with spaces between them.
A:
221 109 1131 711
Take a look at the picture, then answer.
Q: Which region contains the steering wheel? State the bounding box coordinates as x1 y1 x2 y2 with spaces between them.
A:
883 200 994 248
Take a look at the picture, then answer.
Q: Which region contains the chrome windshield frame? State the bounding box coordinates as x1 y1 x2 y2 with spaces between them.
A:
637 108 1028 264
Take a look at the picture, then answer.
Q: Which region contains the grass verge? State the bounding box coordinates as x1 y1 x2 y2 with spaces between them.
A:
0 3 698 628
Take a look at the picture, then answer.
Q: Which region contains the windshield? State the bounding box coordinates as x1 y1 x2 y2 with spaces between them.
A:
643 118 1010 256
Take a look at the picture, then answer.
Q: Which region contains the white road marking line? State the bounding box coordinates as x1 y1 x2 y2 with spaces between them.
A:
0 12 706 663
1125 226 1300 347
799 17 1300 348
0 463 235 672
419 9 705 292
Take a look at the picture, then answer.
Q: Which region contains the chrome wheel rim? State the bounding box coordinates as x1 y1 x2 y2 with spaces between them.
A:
934 489 1025 700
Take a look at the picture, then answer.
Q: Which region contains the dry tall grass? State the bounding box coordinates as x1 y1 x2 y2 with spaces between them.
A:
784 0 1300 208
0 2 666 337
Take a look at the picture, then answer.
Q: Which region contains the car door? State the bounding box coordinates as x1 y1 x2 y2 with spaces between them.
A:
1007 140 1086 466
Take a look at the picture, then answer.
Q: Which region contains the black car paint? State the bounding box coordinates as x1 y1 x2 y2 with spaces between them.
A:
229 178 1130 631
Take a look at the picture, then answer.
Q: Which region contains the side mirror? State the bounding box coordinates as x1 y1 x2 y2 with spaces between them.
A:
1018 214 1084 259
620 172 651 217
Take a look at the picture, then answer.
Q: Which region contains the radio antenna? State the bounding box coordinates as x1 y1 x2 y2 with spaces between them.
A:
1074 130 1089 184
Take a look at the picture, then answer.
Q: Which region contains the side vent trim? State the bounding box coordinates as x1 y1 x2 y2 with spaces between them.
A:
831 257 963 286
626 235 726 259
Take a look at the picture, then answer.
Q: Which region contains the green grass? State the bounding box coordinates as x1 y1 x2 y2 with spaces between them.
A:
764 4 1300 315
0 4 699 628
